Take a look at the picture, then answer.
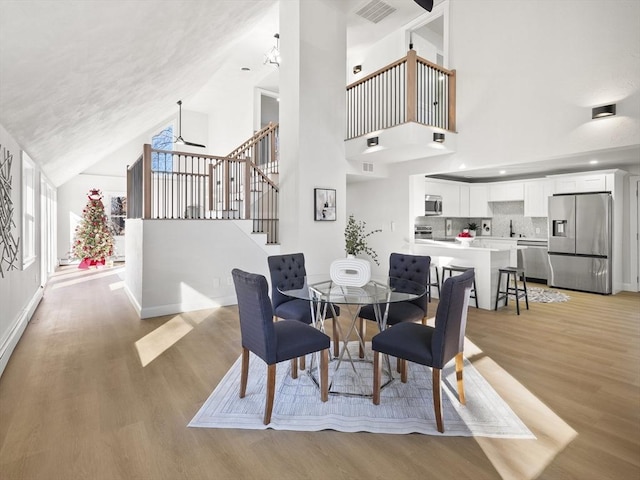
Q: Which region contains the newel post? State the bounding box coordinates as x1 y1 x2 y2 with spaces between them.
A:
142 143 152 219
406 49 417 123
448 69 457 132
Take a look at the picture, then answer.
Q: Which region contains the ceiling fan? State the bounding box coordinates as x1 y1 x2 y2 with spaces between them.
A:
413 0 434 12
174 100 206 148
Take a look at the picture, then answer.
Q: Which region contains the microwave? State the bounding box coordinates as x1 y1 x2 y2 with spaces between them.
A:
425 195 443 216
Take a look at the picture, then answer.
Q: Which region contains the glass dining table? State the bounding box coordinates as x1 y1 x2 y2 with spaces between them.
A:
278 276 426 397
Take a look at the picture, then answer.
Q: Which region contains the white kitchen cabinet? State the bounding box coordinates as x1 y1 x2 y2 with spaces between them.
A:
459 185 470 217
524 179 552 217
425 180 461 217
554 173 608 194
488 181 524 202
469 184 490 217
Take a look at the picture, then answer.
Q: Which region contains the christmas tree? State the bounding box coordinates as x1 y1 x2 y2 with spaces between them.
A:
73 189 114 268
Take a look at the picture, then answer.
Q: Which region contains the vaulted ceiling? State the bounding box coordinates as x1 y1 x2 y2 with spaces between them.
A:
0 0 428 187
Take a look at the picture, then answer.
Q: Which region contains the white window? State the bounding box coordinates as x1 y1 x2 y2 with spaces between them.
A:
22 152 36 268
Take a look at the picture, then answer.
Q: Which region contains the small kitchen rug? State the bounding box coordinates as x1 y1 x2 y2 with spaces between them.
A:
189 344 534 438
527 287 570 303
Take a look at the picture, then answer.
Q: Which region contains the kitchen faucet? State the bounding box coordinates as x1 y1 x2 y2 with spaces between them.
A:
509 220 515 238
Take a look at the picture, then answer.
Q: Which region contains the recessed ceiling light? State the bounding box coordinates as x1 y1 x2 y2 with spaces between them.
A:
589 160 598 164
499 170 506 175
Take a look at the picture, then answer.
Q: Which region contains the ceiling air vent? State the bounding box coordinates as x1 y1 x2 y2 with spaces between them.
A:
355 0 396 24
362 162 374 173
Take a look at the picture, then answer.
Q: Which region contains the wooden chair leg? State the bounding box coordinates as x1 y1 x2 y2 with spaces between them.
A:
299 355 306 371
400 359 408 383
358 318 364 358
291 358 298 379
455 352 466 405
240 347 249 398
320 349 329 402
263 364 276 425
332 318 340 357
433 368 444 433
373 351 381 405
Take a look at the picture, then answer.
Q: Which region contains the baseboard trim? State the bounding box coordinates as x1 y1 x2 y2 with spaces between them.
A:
0 286 44 378
123 283 142 318
137 295 237 319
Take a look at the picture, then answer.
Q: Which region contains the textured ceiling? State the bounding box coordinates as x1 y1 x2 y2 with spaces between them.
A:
0 0 277 186
0 0 438 187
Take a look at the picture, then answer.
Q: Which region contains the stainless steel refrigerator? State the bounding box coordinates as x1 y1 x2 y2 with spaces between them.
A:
547 192 612 294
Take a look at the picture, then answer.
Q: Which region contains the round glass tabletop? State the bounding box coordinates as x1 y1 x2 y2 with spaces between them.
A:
277 276 426 305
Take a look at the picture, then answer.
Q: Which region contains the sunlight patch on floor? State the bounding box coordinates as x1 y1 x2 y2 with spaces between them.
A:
109 281 125 291
51 267 125 289
135 315 193 367
464 339 578 480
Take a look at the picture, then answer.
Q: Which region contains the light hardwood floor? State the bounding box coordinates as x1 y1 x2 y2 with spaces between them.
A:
0 265 638 479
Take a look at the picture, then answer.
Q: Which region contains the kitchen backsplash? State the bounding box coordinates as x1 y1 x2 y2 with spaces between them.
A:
415 201 548 239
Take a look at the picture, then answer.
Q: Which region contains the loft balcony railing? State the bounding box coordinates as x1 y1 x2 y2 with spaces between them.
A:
346 50 456 140
127 123 279 244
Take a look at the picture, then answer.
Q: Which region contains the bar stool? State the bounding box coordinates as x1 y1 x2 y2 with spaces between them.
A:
494 250 529 315
441 265 478 308
427 264 440 302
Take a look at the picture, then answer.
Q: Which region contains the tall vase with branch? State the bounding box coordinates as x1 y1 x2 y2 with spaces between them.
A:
344 214 382 266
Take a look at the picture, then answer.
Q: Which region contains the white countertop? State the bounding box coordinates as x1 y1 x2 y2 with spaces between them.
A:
413 238 518 251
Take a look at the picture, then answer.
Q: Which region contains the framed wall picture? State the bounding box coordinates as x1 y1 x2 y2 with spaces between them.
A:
445 218 453 237
482 219 492 236
314 188 336 221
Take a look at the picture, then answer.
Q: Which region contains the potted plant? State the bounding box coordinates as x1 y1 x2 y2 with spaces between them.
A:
344 214 381 265
467 222 478 237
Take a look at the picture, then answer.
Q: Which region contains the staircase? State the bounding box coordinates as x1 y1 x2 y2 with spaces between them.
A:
127 123 280 245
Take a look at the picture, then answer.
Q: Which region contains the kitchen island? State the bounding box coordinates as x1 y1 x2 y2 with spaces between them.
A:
405 239 519 310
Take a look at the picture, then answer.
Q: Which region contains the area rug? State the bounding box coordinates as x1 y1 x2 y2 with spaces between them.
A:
527 287 570 303
189 344 534 438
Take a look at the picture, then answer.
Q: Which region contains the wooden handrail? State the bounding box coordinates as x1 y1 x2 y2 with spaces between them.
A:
346 57 408 90
415 55 455 76
346 51 454 91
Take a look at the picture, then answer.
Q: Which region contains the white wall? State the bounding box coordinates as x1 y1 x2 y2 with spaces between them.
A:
0 123 43 377
278 0 347 274
446 0 640 173
83 109 209 178
124 219 273 318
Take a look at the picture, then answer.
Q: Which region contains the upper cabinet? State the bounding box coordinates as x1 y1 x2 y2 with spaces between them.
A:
469 184 490 217
422 170 620 219
459 185 470 217
553 173 609 194
523 179 553 217
425 180 462 217
487 181 524 202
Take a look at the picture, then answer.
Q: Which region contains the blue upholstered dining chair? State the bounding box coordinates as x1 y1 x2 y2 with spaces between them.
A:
357 253 431 358
268 253 340 358
371 268 475 433
231 269 330 425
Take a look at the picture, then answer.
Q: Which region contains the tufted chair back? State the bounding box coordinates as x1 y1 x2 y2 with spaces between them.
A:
432 268 474 369
267 253 307 310
231 268 277 364
388 253 430 313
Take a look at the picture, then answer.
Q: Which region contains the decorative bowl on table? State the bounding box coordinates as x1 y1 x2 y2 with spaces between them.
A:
456 231 475 247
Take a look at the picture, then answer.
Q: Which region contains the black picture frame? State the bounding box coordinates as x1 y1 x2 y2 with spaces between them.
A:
314 188 336 221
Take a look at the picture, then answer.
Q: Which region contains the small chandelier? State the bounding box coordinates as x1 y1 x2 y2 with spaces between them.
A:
264 33 281 67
